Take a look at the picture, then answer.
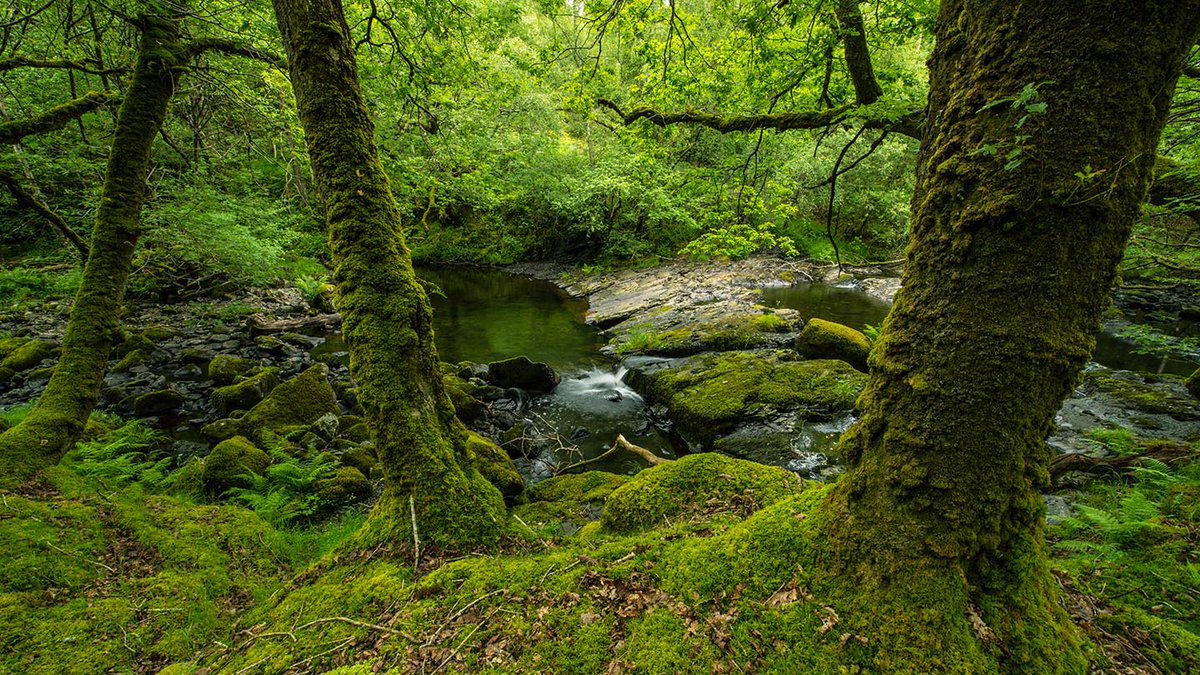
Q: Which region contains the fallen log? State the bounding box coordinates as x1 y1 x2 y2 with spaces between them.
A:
1049 443 1193 482
248 313 341 336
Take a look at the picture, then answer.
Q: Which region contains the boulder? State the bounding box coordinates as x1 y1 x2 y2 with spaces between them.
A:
315 467 372 507
202 436 270 495
486 356 559 393
795 318 871 372
207 355 262 385
0 339 56 373
132 389 187 417
240 364 339 441
210 368 282 416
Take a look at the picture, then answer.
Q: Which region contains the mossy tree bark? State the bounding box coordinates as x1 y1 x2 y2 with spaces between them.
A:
270 0 505 550
0 14 185 487
823 1 1200 671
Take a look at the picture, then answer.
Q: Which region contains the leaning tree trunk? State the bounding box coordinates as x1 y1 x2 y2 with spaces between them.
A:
270 0 505 550
822 1 1200 671
0 14 184 487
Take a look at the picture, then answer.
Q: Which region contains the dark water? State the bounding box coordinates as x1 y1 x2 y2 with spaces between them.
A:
762 281 1198 376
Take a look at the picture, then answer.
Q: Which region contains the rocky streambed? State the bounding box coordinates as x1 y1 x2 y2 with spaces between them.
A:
1 256 1198 522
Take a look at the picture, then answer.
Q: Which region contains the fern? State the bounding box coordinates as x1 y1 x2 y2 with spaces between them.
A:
65 420 172 488
225 453 337 527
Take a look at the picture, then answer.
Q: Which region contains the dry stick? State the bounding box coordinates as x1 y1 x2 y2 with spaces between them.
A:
409 492 421 571
294 616 419 642
433 607 500 674
423 588 507 648
558 434 670 473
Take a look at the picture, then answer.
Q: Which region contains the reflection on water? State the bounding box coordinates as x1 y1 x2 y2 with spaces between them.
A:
419 266 600 371
762 281 1198 376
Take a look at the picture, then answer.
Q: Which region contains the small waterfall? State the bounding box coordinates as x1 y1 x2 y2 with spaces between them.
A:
555 365 643 403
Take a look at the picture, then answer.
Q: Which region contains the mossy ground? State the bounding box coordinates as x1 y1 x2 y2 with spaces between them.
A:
4 413 1196 673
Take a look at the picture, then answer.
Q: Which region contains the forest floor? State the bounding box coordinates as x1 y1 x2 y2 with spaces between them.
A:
0 255 1198 673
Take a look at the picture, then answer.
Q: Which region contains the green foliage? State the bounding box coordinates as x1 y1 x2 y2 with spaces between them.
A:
0 265 81 307
62 419 173 489
225 449 340 527
680 222 798 261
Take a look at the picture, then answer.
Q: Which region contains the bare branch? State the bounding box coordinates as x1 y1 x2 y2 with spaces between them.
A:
0 56 127 76
0 169 89 260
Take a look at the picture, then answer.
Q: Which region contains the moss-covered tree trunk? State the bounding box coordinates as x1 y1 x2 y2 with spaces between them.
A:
0 14 184 487
824 2 1200 671
270 0 504 550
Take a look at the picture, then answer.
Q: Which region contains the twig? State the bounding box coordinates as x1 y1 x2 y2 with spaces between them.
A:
433 607 500 673
409 492 421 571
42 540 116 573
294 616 418 642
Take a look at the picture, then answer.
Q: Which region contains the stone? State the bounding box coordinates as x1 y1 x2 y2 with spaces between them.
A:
202 436 270 495
133 389 186 417
211 368 282 416
794 318 872 372
486 356 559 393
207 355 262 385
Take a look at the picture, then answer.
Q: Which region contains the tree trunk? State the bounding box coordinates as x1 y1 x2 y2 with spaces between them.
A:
823 1 1200 671
0 13 183 487
270 0 505 551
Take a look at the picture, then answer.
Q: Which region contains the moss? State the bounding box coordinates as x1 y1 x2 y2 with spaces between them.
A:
341 445 377 476
202 436 271 495
1086 370 1200 420
616 313 795 356
601 454 805 533
114 332 155 359
207 355 262 385
444 372 484 421
1186 368 1200 399
239 365 338 441
314 466 372 507
641 351 865 445
514 471 628 536
795 318 871 372
210 367 282 416
111 348 147 373
467 432 524 500
131 389 186 417
0 339 56 372
140 325 177 342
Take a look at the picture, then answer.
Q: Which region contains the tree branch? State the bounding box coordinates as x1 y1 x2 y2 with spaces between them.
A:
0 91 115 145
0 56 127 76
0 169 89 259
184 38 287 70
596 98 923 140
834 0 883 105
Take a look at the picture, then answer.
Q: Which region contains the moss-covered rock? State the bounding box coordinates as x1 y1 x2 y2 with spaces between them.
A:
132 389 186 417
240 365 339 441
314 467 372 507
0 339 56 372
638 350 865 445
617 313 795 356
114 332 155 359
513 471 627 536
141 325 177 342
443 373 484 421
210 368 282 416
341 445 378 477
486 356 560 393
200 417 242 444
1086 369 1200 420
467 432 524 500
601 453 805 532
202 436 270 495
0 336 28 361
207 355 262 385
1186 368 1200 399
794 318 871 371
111 349 148 373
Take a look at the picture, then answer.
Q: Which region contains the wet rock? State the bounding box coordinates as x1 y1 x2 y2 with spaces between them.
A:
210 368 282 416
132 389 186 417
179 347 213 364
172 364 205 379
202 436 270 495
486 356 559 393
207 355 262 385
794 318 871 372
